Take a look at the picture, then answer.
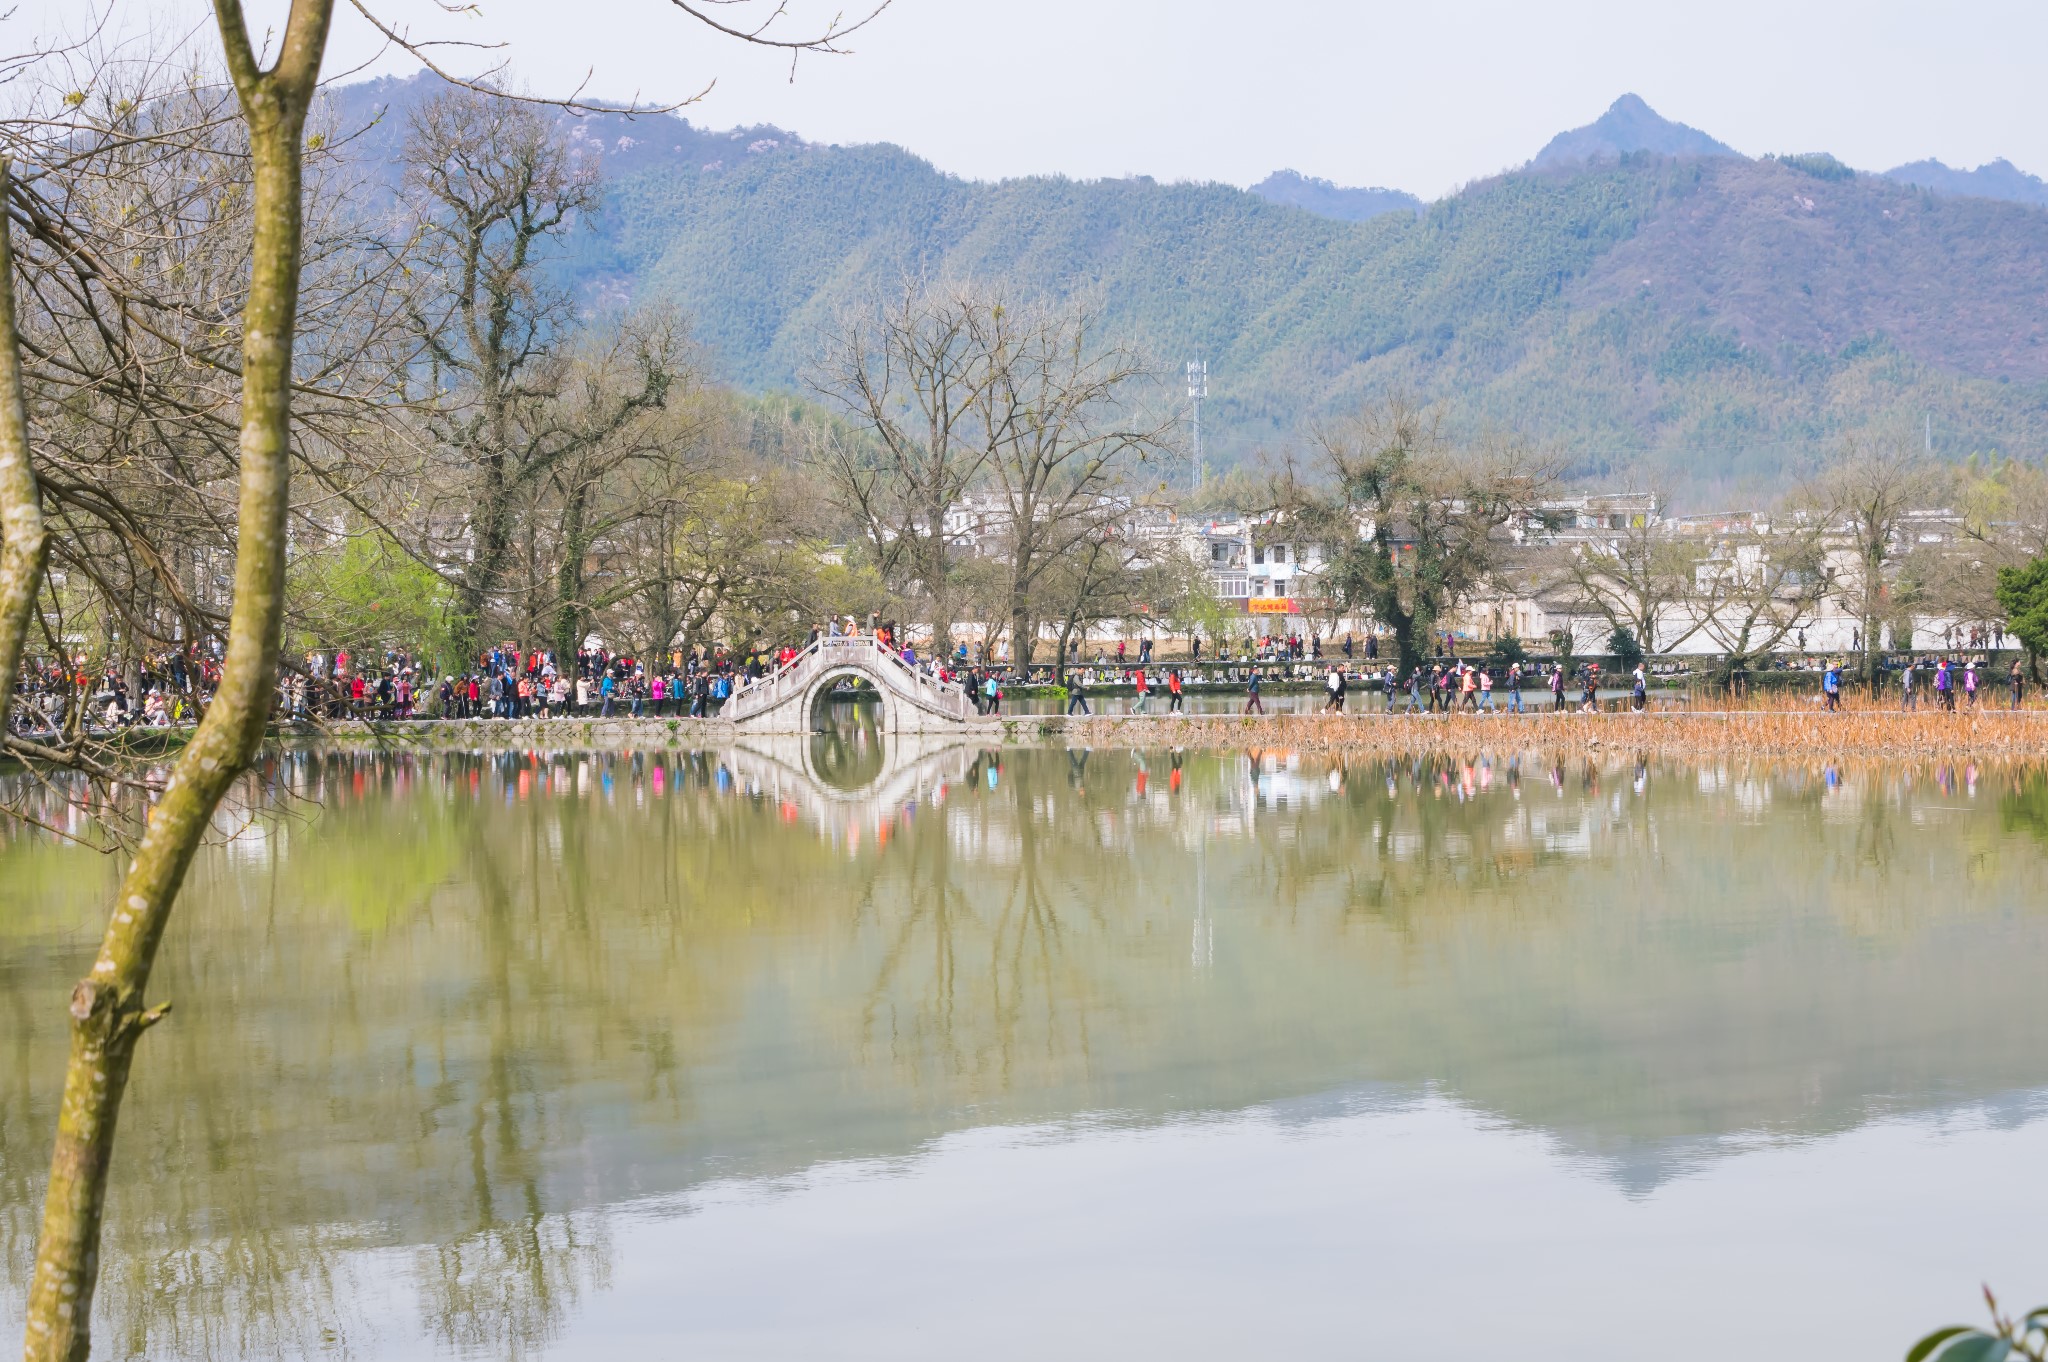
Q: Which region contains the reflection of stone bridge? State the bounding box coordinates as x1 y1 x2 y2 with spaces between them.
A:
723 732 988 815
722 635 985 733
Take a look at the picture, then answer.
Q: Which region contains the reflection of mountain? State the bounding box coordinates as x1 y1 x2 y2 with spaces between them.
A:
4 750 2048 1352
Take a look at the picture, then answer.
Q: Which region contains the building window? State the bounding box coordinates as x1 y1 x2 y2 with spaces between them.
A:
1271 544 1287 564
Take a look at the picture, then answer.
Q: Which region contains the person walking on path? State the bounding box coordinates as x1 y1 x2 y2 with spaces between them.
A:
1632 663 1648 712
1478 665 1496 712
1066 672 1091 715
1507 661 1524 714
2012 658 2026 709
1324 665 1346 713
1167 668 1185 713
1936 657 1954 712
1550 662 1566 713
1244 668 1265 714
1822 661 1840 712
1964 659 1980 710
1133 668 1151 714
1902 658 1918 711
984 672 1002 715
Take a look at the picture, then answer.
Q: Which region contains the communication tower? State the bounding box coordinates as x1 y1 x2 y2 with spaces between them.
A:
1186 359 1209 492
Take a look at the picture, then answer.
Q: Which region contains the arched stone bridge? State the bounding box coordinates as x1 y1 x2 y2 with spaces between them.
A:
722 635 982 733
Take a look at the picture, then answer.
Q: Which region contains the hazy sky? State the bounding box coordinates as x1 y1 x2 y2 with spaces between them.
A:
20 0 2048 198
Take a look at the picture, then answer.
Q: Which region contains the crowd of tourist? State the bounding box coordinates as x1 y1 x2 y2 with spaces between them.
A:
3 623 2035 737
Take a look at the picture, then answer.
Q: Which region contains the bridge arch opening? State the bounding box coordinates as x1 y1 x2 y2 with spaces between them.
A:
807 668 889 736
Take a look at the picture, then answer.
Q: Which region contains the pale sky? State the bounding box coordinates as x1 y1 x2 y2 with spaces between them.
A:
17 0 2048 198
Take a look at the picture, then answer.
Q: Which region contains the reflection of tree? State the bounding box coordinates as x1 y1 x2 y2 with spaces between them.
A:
2003 773 2048 848
855 755 1126 1095
3 750 862 1359
411 807 615 1358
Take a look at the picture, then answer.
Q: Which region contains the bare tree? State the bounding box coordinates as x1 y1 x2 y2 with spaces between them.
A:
965 297 1171 665
810 286 1166 662
1681 518 1834 688
1804 431 1947 686
1923 453 2048 640
15 3 891 1356
808 285 1002 657
1553 498 1705 657
0 162 41 717
403 88 673 664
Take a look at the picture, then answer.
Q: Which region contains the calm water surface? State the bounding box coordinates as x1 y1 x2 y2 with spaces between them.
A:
4 727 2048 1359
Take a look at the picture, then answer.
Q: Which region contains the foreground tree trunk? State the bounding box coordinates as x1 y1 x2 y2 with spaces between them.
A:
20 4 332 1358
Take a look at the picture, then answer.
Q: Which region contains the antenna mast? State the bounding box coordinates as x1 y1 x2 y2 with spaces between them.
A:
1187 359 1209 493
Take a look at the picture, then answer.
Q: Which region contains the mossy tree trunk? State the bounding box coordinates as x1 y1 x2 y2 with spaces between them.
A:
20 4 333 1359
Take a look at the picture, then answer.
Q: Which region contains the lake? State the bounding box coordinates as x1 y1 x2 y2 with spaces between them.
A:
5 730 2048 1359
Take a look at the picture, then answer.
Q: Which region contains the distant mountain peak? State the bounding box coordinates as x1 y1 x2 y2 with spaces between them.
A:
1531 94 1739 169
1883 156 2048 208
1249 170 1422 222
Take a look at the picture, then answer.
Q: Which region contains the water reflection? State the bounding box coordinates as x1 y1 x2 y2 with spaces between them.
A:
3 748 2048 1357
805 698 886 792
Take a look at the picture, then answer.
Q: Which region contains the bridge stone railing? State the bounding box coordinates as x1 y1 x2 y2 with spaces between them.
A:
721 636 979 732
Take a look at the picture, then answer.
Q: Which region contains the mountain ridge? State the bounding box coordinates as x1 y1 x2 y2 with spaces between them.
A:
1249 171 1422 222
321 75 2048 499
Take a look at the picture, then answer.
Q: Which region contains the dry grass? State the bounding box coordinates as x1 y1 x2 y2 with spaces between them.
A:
1059 699 2048 759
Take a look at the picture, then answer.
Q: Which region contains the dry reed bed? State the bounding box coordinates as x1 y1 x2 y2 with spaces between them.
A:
1060 705 2048 759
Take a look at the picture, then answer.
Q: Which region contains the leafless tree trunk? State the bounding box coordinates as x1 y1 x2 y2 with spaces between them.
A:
403 90 671 664
1805 432 1945 689
1683 521 1834 688
1554 498 1703 656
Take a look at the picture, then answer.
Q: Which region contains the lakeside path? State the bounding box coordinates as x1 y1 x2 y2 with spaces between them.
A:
253 705 2048 761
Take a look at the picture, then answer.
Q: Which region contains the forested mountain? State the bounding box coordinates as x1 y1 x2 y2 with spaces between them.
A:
325 76 2048 502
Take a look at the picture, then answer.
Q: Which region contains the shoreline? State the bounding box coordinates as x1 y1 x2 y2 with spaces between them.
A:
1056 708 2048 758
239 707 2048 761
